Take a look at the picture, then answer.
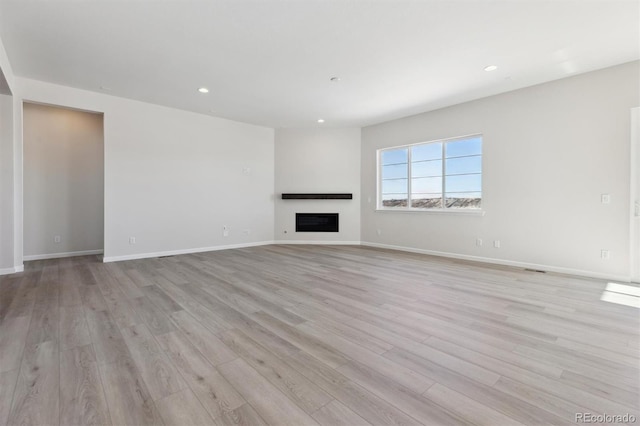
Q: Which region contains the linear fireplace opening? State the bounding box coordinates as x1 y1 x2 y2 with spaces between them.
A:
296 213 339 232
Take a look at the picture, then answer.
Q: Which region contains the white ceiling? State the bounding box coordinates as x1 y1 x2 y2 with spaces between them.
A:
0 0 637 128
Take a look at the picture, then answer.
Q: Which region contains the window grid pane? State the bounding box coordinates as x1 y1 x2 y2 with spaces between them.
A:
381 149 408 165
412 197 443 209
411 143 442 161
382 163 408 179
382 194 408 207
412 177 442 193
380 148 408 209
382 178 408 194
445 196 482 209
445 137 482 158
445 173 481 193
411 159 442 178
445 155 481 175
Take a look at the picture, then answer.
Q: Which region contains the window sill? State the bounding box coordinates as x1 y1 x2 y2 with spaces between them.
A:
375 208 485 216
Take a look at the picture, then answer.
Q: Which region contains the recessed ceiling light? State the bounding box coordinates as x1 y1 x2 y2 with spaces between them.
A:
317 119 325 123
198 87 209 93
484 65 498 72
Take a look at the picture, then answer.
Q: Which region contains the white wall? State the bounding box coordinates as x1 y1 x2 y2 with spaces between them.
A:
0 33 18 273
275 128 361 243
16 77 275 262
23 103 104 259
0 94 14 271
361 61 639 280
632 107 639 282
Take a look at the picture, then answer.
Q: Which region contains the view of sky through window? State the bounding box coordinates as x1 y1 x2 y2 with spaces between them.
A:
379 136 482 209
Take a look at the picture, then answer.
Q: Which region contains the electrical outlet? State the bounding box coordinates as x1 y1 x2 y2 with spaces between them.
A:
376 229 382 236
601 194 611 204
129 237 136 245
494 240 501 248
243 229 251 235
476 238 483 247
54 236 61 243
601 250 610 260
242 167 251 175
223 225 229 237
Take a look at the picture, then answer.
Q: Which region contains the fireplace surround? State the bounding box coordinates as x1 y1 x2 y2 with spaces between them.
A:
295 213 339 232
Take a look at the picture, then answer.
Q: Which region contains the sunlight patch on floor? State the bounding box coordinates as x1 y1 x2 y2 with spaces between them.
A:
600 282 640 308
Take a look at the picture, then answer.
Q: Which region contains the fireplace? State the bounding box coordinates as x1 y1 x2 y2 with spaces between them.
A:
296 213 339 232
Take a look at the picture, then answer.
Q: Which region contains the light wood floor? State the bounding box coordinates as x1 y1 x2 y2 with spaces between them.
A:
0 245 638 426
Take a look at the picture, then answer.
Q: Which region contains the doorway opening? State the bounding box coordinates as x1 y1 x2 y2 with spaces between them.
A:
22 102 104 261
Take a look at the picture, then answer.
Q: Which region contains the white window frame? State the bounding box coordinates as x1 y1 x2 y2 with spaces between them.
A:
376 134 483 214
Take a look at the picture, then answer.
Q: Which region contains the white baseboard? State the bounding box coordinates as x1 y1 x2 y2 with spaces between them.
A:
0 265 24 276
23 250 104 261
103 241 274 263
31 238 625 282
275 240 361 245
361 241 631 282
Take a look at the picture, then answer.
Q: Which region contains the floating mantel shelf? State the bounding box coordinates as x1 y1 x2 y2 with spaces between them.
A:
282 193 353 200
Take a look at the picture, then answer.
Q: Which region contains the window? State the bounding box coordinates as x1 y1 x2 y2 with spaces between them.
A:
378 135 482 210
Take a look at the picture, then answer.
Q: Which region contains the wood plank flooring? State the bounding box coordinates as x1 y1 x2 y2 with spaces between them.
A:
0 245 638 425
